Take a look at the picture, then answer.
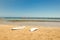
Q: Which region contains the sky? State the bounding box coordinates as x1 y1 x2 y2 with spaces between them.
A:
0 0 60 17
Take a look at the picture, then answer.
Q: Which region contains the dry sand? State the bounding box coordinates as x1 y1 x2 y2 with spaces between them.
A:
0 24 60 40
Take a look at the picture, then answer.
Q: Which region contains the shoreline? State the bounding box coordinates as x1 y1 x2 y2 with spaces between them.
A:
7 20 60 22
0 21 60 27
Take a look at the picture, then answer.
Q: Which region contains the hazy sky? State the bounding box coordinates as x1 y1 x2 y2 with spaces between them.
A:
0 0 60 17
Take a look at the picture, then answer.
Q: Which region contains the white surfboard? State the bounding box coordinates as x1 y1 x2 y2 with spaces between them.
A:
30 28 38 32
11 26 25 30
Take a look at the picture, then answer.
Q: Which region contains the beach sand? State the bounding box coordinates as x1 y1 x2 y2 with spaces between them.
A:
0 24 60 40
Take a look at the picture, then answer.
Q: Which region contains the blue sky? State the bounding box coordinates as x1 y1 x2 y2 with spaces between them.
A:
0 0 60 17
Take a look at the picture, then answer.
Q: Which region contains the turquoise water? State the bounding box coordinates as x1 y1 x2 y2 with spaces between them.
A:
1 17 60 21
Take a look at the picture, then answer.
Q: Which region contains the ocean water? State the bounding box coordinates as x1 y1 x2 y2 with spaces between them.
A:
0 17 60 27
3 17 60 21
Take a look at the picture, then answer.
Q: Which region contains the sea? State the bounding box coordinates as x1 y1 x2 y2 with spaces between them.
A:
0 17 60 27
2 17 60 21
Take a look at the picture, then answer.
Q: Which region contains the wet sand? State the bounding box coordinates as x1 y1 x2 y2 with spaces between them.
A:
1 21 60 27
0 24 60 40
